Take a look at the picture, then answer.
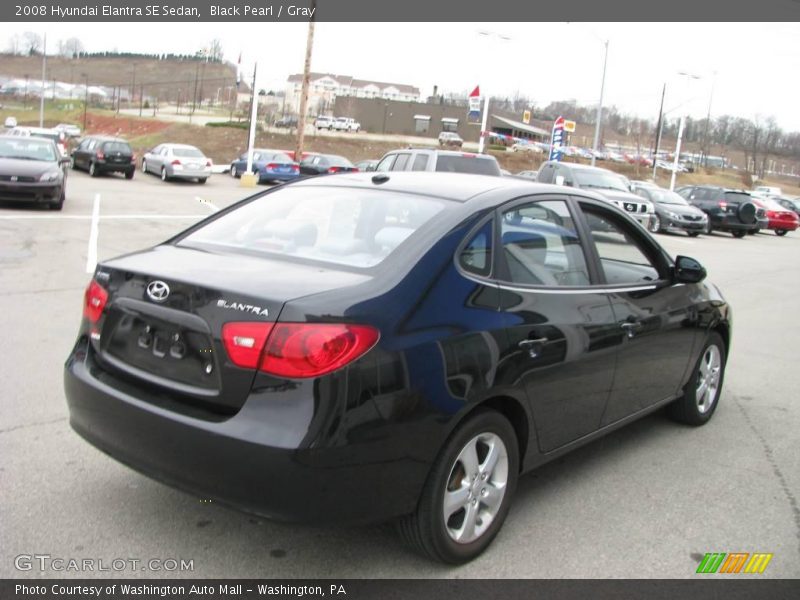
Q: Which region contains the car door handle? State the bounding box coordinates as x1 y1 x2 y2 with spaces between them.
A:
620 321 643 338
518 337 549 359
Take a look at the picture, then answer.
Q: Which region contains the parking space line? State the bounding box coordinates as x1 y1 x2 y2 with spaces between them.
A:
0 214 209 220
195 196 220 213
85 193 101 274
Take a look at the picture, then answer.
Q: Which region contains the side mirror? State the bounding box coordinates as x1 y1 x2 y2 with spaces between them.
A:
674 255 706 284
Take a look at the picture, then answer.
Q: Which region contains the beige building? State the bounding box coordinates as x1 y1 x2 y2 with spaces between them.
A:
284 73 421 116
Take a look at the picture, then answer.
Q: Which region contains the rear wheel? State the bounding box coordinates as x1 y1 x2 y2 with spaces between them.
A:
732 230 747 238
397 410 518 564
125 170 134 180
198 178 207 184
776 229 788 236
687 231 700 237
747 228 759 235
230 165 238 178
160 167 168 182
669 332 726 426
88 162 98 177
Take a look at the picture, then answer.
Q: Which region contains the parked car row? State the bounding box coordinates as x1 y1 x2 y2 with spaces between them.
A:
314 116 361 132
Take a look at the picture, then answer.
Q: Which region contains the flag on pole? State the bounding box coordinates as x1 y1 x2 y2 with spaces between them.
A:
468 86 481 123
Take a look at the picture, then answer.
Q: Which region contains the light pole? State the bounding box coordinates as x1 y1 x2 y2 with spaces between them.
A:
653 72 702 182
476 30 511 154
590 38 609 167
701 71 717 167
82 73 89 132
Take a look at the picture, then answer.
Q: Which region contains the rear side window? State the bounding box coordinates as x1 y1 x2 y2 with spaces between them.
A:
412 154 429 171
435 155 500 176
180 187 447 269
458 221 493 277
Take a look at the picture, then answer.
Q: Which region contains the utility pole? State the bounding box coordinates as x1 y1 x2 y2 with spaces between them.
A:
590 39 609 167
131 63 137 109
139 84 144 116
295 1 316 162
702 73 716 168
652 82 666 179
39 33 47 127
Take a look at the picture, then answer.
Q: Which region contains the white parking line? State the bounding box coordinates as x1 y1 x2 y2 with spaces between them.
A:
85 193 101 274
0 214 209 220
195 196 220 212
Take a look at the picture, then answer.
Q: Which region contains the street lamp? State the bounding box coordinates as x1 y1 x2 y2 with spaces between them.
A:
669 72 702 191
82 73 89 132
476 30 511 154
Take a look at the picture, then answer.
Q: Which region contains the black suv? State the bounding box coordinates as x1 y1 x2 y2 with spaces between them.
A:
71 136 135 179
675 186 765 237
375 148 501 176
536 161 653 228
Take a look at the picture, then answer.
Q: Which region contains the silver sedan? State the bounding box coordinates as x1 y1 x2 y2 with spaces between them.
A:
141 143 212 183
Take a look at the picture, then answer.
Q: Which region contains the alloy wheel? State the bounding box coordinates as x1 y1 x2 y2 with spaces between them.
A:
696 344 722 414
443 432 509 544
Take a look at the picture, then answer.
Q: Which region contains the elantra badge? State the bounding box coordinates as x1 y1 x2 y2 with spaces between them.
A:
217 299 269 317
146 280 170 303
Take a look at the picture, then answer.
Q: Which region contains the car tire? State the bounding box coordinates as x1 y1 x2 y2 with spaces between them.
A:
142 159 148 174
747 228 759 235
160 167 168 182
231 165 238 178
732 230 747 238
776 229 788 236
198 178 207 184
397 410 518 564
88 162 98 177
648 215 661 234
703 220 712 235
50 189 65 211
668 332 726 426
687 231 700 237
125 170 134 180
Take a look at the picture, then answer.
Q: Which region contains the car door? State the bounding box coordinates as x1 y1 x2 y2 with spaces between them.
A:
145 145 162 172
578 200 698 422
493 196 621 453
74 138 92 169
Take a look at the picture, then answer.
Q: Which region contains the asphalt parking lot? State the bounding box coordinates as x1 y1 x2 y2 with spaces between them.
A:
1 170 799 578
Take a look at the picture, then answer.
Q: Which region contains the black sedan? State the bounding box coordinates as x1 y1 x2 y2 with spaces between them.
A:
631 185 708 236
0 134 69 210
64 173 731 564
299 153 358 175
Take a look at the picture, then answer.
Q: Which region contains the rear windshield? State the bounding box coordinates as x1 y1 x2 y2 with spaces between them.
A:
103 142 132 153
179 186 447 268
173 147 204 158
435 155 500 176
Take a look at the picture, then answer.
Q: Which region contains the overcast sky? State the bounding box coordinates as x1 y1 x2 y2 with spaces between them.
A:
5 22 800 131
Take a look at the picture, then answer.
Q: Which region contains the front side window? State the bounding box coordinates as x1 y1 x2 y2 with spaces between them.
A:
500 200 590 287
392 153 411 171
179 187 447 269
581 205 662 285
376 154 396 172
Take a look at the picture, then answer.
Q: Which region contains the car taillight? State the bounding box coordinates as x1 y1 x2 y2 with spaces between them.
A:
292 165 299 172
96 151 105 160
222 322 274 369
718 201 727 210
352 167 360 173
766 210 777 218
83 280 108 324
328 166 340 173
171 159 181 166
266 163 279 170
260 323 379 378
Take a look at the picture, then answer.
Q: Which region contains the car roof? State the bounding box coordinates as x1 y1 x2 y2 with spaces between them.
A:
87 135 130 142
288 171 577 203
390 148 494 159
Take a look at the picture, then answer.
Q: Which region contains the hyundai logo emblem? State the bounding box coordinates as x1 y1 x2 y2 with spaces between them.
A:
146 280 170 303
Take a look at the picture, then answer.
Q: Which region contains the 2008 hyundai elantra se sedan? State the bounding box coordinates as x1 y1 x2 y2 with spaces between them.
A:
65 172 730 564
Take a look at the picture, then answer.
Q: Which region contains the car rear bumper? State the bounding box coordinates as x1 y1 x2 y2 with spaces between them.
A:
169 168 212 179
766 219 799 231
258 171 299 182
709 214 758 231
64 339 425 524
97 161 134 174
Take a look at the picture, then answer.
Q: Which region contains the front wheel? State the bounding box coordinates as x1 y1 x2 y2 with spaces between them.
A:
648 215 661 234
142 159 148 174
669 332 726 426
397 410 518 564
776 229 788 236
160 167 168 182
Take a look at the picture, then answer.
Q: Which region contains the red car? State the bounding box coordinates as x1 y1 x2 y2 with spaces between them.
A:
757 197 799 236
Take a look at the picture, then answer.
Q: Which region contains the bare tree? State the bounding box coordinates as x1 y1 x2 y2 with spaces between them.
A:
208 38 223 62
63 37 84 58
23 32 42 55
6 34 21 55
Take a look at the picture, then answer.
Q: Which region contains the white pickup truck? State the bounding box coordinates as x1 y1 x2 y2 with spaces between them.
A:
332 117 361 133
